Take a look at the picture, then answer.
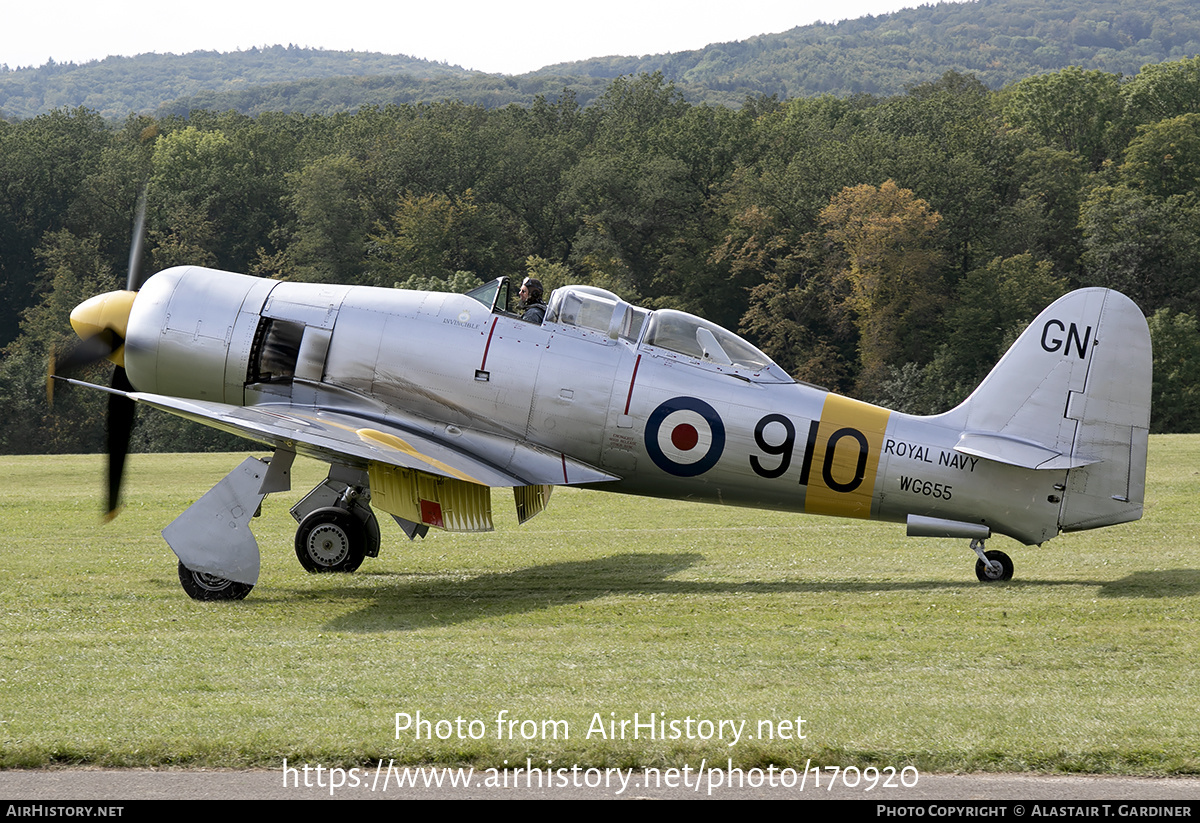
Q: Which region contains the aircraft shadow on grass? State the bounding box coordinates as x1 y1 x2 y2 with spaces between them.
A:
315 552 702 631
1096 569 1200 598
236 553 1200 631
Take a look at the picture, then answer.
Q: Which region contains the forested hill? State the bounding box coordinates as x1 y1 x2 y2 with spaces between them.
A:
0 46 475 120
539 0 1200 96
2 0 1199 119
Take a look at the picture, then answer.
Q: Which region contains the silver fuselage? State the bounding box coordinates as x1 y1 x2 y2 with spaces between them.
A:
123 266 1148 547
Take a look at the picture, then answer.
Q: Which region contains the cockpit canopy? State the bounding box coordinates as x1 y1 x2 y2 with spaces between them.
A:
545 284 792 383
464 277 510 314
643 310 770 369
466 278 791 382
545 285 647 342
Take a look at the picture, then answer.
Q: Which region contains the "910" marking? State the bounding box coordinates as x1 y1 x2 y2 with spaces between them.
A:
747 394 892 520
751 416 870 493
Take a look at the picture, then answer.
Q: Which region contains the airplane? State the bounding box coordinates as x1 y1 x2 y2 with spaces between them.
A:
56 258 1151 601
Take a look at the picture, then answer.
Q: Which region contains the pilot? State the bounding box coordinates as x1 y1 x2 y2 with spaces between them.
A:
519 277 547 324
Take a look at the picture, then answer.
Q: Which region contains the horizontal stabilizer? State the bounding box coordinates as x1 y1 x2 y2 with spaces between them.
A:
954 432 1098 471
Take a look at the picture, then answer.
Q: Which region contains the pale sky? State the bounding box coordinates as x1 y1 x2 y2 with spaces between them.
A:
6 1 946 74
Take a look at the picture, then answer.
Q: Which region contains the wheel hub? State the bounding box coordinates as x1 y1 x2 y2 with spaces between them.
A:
306 523 350 566
192 571 233 592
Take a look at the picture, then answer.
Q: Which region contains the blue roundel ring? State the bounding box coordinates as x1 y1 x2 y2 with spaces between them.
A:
644 396 726 477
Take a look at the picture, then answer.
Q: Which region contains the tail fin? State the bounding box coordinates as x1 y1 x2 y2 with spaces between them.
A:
942 288 1151 532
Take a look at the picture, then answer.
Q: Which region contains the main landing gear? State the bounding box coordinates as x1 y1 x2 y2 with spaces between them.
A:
295 507 368 572
164 457 268 602
970 538 1014 582
290 468 380 574
167 456 385 601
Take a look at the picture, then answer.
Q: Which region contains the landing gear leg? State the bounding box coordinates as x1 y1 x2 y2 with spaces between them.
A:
971 538 1014 582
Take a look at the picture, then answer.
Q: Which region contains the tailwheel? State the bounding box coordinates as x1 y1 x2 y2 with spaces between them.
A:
295 507 366 573
178 562 254 601
974 548 1014 582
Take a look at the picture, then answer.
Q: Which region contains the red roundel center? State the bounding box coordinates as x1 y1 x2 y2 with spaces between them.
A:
671 423 700 451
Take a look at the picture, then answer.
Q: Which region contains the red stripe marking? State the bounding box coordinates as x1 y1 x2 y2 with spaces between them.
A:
480 316 499 370
623 354 642 414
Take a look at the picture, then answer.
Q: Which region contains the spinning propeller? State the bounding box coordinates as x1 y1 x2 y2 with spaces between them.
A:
49 188 148 520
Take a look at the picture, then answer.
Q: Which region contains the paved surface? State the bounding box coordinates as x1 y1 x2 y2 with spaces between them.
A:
2 769 1199 800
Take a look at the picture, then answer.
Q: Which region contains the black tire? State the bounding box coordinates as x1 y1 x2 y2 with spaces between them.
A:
295 507 366 573
975 549 1014 582
178 562 253 601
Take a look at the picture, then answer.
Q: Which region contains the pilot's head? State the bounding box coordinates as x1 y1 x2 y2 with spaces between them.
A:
520 277 544 305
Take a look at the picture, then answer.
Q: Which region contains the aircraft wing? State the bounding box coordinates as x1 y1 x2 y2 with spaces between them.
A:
127 391 618 488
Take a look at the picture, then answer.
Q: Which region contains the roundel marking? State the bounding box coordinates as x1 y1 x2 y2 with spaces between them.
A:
645 397 726 477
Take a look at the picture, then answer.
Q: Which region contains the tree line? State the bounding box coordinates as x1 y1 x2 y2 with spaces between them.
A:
2 59 1199 455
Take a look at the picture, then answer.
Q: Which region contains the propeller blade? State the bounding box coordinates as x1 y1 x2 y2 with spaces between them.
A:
47 331 121 407
126 185 148 292
105 366 136 520
55 330 120 372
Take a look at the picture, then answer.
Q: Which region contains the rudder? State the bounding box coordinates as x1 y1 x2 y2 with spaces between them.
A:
1056 290 1151 530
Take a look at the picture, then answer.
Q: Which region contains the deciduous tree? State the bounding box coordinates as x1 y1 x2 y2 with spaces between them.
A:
819 180 946 396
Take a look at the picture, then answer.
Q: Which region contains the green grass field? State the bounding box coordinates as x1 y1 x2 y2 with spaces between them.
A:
2 437 1197 773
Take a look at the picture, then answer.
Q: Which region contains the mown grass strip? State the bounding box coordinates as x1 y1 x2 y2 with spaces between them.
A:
1 437 1196 772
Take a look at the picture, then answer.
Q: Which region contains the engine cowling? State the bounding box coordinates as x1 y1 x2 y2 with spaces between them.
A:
125 266 278 403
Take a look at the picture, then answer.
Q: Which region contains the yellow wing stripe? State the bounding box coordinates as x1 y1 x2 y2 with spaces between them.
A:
804 394 891 519
292 411 486 485
355 428 484 485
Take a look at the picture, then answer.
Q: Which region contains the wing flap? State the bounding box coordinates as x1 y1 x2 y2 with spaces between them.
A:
369 462 494 532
